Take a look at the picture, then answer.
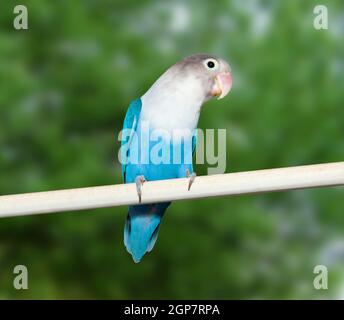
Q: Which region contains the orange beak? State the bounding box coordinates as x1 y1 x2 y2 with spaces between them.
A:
211 72 232 100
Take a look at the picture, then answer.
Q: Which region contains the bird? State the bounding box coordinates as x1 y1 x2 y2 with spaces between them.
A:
120 54 232 263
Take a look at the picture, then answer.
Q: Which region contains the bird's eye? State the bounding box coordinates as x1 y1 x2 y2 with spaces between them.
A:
207 61 215 68
204 59 219 71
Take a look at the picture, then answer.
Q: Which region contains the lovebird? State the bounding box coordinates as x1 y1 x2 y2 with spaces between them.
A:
120 54 232 263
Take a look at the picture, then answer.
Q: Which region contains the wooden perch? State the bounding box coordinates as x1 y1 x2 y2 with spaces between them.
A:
0 162 343 218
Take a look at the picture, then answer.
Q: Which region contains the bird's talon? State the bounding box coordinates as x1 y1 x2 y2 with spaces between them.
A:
135 175 145 203
186 170 196 191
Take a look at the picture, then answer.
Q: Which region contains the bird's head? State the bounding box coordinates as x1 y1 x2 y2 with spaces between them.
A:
141 54 232 130
172 54 232 102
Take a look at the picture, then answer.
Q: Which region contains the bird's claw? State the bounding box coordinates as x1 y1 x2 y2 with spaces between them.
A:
186 170 196 191
135 175 146 203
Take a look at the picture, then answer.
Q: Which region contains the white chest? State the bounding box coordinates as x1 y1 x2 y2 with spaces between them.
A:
140 97 200 131
140 74 204 132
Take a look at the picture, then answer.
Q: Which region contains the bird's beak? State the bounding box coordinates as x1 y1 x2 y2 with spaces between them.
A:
211 72 232 100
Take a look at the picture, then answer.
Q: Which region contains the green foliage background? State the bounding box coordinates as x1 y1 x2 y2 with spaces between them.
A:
0 0 343 299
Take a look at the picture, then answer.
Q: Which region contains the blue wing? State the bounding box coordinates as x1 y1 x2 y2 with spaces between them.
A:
121 98 142 181
121 100 198 263
192 129 197 156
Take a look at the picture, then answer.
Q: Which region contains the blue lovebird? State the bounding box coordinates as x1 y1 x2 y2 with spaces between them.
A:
120 54 232 263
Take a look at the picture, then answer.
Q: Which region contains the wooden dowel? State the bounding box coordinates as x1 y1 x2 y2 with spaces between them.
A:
0 162 343 218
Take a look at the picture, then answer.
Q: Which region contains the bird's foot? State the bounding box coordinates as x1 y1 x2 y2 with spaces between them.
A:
135 175 146 203
186 169 196 191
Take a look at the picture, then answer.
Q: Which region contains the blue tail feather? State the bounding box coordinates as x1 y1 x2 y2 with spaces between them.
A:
124 202 170 263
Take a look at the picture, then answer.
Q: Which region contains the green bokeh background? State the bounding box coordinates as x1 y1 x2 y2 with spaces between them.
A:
0 0 343 299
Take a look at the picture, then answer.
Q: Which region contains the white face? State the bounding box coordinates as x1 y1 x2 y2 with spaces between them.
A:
140 54 233 131
174 54 233 101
